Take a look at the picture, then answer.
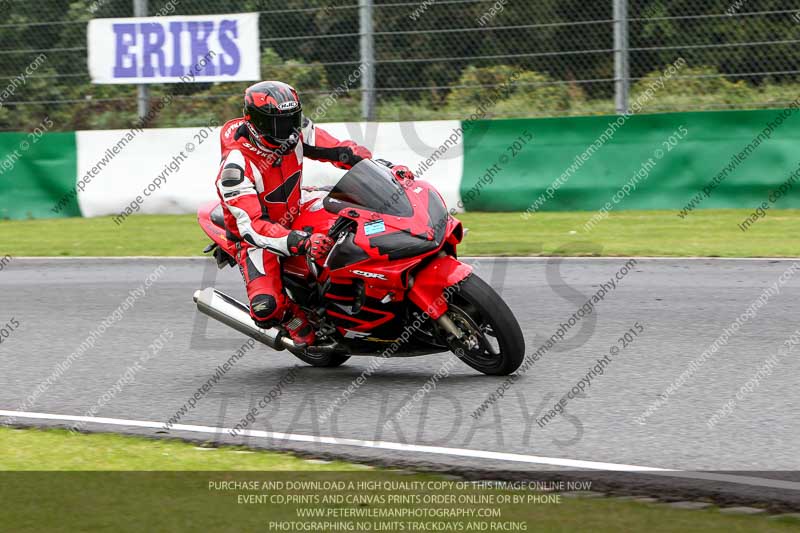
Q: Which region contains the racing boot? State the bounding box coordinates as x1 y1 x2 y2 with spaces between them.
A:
281 303 315 348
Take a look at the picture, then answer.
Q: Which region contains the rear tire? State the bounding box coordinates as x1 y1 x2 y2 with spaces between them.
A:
446 274 525 375
291 352 351 368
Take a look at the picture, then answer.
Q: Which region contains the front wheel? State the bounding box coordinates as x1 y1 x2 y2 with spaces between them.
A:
443 274 525 375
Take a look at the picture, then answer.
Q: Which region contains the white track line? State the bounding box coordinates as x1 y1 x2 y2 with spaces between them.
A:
3 409 799 491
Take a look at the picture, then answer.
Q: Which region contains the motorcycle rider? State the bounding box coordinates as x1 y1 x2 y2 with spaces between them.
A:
215 81 413 347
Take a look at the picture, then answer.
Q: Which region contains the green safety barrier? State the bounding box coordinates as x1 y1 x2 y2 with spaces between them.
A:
460 109 800 212
4 109 800 220
0 131 80 219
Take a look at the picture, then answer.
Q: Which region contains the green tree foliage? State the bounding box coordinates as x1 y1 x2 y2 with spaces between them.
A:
0 0 798 130
632 66 760 112
446 65 585 117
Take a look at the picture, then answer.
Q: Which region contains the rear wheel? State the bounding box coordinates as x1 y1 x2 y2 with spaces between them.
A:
291 351 350 368
288 307 350 368
443 274 525 375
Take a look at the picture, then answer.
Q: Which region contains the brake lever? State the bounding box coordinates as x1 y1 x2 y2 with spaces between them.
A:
306 252 332 303
306 254 320 280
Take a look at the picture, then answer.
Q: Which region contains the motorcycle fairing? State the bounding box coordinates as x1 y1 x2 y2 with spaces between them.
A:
407 254 473 320
198 159 471 348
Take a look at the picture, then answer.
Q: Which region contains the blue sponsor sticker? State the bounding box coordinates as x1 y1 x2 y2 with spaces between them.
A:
364 219 386 236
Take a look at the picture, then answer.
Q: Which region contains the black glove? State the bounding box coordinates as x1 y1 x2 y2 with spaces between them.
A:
287 230 334 261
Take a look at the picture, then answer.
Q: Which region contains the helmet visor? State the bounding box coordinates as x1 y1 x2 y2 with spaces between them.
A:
250 109 302 144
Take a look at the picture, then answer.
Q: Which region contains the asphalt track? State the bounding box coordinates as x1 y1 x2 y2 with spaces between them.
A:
1 257 799 508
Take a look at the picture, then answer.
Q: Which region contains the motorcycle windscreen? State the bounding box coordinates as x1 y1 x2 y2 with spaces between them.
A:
323 160 414 217
367 190 448 260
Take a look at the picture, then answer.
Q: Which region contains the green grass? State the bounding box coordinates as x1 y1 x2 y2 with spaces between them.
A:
0 427 359 471
1 209 798 257
1 428 797 533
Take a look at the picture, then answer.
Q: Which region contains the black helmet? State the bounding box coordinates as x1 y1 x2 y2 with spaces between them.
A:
243 81 302 150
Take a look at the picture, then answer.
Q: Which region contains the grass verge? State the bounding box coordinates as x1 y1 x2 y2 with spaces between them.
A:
1 427 798 532
0 209 798 257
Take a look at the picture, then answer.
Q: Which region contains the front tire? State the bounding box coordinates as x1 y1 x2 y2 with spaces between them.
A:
445 274 525 375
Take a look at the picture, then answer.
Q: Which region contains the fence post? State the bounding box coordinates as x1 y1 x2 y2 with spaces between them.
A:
133 0 150 122
613 0 629 114
360 0 376 121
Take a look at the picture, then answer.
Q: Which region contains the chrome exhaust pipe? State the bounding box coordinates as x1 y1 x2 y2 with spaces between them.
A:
193 287 294 352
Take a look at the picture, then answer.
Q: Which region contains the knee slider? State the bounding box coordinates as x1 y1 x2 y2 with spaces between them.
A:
251 294 278 321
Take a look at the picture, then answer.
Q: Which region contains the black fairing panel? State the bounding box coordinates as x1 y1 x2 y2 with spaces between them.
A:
210 204 226 229
327 233 370 270
427 189 449 243
368 231 439 260
282 275 316 307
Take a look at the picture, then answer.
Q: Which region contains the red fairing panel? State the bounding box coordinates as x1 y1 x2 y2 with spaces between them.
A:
407 255 473 320
198 200 238 256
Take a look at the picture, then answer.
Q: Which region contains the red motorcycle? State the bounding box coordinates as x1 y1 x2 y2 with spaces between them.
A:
195 159 524 375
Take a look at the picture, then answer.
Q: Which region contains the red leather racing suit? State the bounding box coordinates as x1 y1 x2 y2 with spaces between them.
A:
215 117 372 326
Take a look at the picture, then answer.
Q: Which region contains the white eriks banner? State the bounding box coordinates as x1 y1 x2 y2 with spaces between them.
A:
88 13 260 84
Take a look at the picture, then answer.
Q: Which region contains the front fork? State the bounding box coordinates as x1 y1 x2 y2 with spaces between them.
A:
436 313 465 341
